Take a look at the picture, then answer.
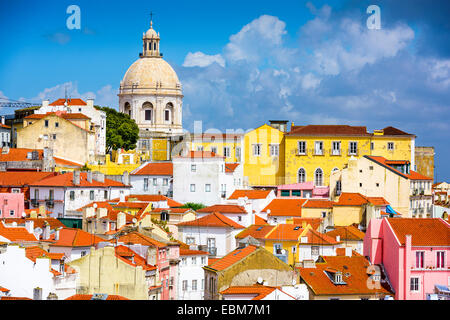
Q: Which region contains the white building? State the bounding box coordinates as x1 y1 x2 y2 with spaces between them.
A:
173 151 235 206
178 247 209 300
196 204 253 228
37 98 106 157
0 244 78 300
130 162 173 196
0 116 10 147
177 212 245 258
29 171 131 218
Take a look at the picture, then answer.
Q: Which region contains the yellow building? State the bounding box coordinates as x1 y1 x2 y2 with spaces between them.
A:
190 132 243 163
243 123 286 186
284 124 415 188
17 112 96 165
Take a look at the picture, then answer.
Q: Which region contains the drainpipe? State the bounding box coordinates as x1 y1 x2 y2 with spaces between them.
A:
404 234 412 300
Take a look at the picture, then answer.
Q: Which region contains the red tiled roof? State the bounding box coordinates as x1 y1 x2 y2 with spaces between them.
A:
197 204 247 214
177 212 245 229
366 197 390 206
326 226 365 241
0 286 9 293
387 218 450 246
228 189 272 200
132 162 173 176
0 296 32 300
49 98 87 106
299 229 341 245
117 231 167 248
365 156 410 179
262 199 307 217
288 125 370 136
291 217 323 231
114 245 157 271
333 193 369 206
0 171 55 186
254 214 267 224
49 228 104 247
3 218 65 230
0 222 38 242
151 208 192 214
115 195 184 207
298 255 393 296
65 294 129 300
265 224 305 241
180 248 209 256
29 172 128 188
0 124 11 129
0 148 43 162
54 156 83 167
235 224 275 240
207 245 258 271
25 111 91 120
225 163 240 173
25 246 64 262
220 285 281 300
408 170 433 181
382 126 413 136
302 199 334 209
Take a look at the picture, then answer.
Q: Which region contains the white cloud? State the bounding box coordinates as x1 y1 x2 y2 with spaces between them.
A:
183 52 225 68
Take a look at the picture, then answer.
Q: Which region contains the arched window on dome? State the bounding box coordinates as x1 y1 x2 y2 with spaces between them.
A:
315 168 323 187
142 102 154 122
165 102 174 124
124 102 131 117
154 42 157 50
298 168 306 183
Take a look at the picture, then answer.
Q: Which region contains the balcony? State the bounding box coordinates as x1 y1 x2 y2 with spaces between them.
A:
206 247 217 256
221 191 226 199
31 199 39 207
46 199 54 208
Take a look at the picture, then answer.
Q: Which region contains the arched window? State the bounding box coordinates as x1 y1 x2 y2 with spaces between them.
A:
124 102 131 117
298 168 306 183
165 102 174 123
315 168 323 186
154 42 157 50
142 102 153 122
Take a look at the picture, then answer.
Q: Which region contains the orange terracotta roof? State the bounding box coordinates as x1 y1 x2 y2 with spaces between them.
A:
0 148 43 162
225 163 240 173
298 255 393 296
299 229 341 245
207 245 258 271
151 208 191 214
197 204 247 214
49 228 104 247
191 133 244 140
0 171 55 186
387 218 450 246
208 258 220 266
262 199 307 217
333 193 369 206
382 126 413 136
0 296 32 300
3 218 65 230
49 98 87 106
177 212 245 229
114 245 157 271
0 124 11 129
117 231 167 248
65 294 129 300
302 199 334 209
0 286 9 293
235 224 275 240
54 156 83 167
0 222 38 242
180 248 209 256
288 125 370 136
116 194 183 207
254 214 267 224
228 189 272 200
76 201 115 212
29 172 128 188
25 111 90 120
408 170 433 181
25 246 64 262
326 226 365 241
220 285 280 300
366 197 390 206
364 156 410 179
132 162 173 176
173 151 225 159
265 224 305 241
291 217 323 231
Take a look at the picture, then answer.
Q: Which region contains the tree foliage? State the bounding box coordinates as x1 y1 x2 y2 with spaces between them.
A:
95 106 139 153
181 202 206 211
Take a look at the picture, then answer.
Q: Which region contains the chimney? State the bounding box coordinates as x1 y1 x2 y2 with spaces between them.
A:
119 193 125 203
25 220 34 234
345 247 352 257
97 207 107 219
87 171 93 183
73 171 80 185
55 228 61 241
122 171 130 185
29 210 38 219
336 235 340 242
33 287 42 300
117 211 126 230
87 98 94 109
43 221 51 240
46 293 58 300
42 99 50 109
1 116 4 125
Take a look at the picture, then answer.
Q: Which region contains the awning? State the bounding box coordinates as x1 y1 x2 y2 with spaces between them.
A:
385 205 400 216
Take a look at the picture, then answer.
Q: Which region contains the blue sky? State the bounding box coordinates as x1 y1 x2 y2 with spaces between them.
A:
0 0 449 181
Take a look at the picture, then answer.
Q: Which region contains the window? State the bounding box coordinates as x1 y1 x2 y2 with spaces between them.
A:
11 188 20 193
181 258 187 265
311 246 320 255
192 280 197 291
415 251 424 269
191 164 196 172
52 134 56 140
144 178 149 191
70 191 75 201
292 246 297 253
315 168 323 186
387 142 394 150
182 280 188 291
145 109 152 121
44 120 49 127
270 144 279 156
49 189 54 200
370 142 374 150
165 109 170 122
43 134 48 140
437 251 445 269
186 237 195 245
314 141 323 155
153 178 158 186
410 277 419 292
81 251 86 257
223 147 230 157
205 184 211 192
201 257 206 265
90 190 94 200
252 144 261 156
9 210 15 216
322 211 327 218
336 180 342 195
211 146 217 154
192 257 197 265
235 147 241 159
298 141 306 155
55 122 59 128
298 168 306 183
332 141 341 155
163 178 168 186
349 142 358 155
190 184 195 192
238 216 242 222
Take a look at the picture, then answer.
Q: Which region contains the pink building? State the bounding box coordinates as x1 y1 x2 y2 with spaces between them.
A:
276 182 329 199
364 218 450 300
0 193 25 218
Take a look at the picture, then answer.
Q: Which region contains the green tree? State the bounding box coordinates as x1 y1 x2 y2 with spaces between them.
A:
95 106 139 153
180 202 206 211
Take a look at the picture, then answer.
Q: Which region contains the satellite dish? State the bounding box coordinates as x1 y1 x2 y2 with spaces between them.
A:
132 218 137 224
35 227 43 235
267 209 271 214
257 277 263 284
22 212 26 218
281 249 286 255
93 203 98 209
263 281 268 286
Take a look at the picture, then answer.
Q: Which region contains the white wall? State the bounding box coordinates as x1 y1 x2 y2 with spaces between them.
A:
179 226 239 257
130 175 172 196
178 254 208 300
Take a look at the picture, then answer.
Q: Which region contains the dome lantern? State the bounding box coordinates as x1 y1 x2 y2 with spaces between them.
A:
142 17 161 58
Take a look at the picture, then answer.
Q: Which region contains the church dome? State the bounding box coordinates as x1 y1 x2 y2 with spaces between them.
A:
144 27 158 39
120 56 182 96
